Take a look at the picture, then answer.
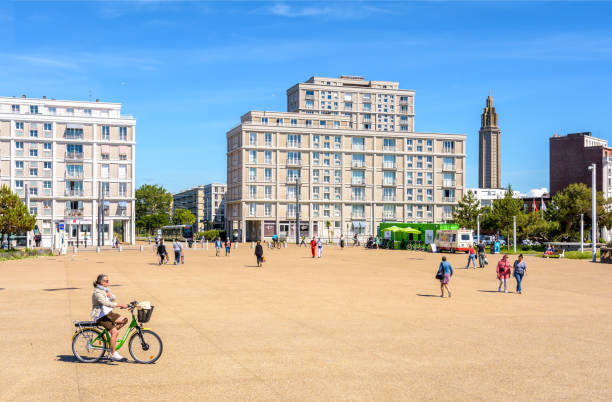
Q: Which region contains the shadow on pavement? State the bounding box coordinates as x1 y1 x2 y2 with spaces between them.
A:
477 290 514 294
416 294 441 297
43 287 80 292
56 355 121 365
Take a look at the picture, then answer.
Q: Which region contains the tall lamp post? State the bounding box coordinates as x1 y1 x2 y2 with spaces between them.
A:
295 177 300 245
588 163 597 262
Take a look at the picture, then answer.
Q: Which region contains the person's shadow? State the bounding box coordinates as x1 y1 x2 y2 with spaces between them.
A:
416 294 441 297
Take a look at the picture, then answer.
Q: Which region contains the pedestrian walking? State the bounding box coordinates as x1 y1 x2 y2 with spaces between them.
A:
317 237 323 258
225 238 231 256
513 254 527 294
215 237 222 256
255 241 264 267
173 238 182 265
497 254 511 292
157 239 168 265
300 235 306 247
155 235 160 247
436 256 453 297
310 237 316 258
353 233 358 247
340 234 345 249
466 245 476 269
477 241 487 268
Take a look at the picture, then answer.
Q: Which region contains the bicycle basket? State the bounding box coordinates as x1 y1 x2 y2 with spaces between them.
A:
137 306 154 323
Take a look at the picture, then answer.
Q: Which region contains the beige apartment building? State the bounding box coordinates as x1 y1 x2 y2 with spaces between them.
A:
0 95 136 247
173 183 226 232
226 76 465 242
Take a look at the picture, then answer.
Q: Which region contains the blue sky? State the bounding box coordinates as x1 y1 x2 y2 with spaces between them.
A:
2 1 611 195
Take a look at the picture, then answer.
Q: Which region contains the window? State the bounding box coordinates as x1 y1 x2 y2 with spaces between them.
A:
44 142 52 150
264 151 272 164
84 108 92 116
261 117 268 125
426 156 433 168
16 161 24 169
352 204 364 218
16 141 24 149
352 170 365 185
406 188 413 201
264 203 272 216
406 172 413 185
443 172 455 186
334 153 341 166
29 168 38 176
290 119 297 126
352 137 364 150
334 204 341 217
11 105 20 112
363 103 371 111
288 134 301 148
312 135 320 147
249 168 257 181
119 182 128 196
287 168 300 183
30 129 38 138
334 121 340 129
277 118 283 125
287 204 296 217
119 127 127 140
30 105 39 114
44 123 52 131
427 189 433 201
15 122 24 130
426 140 433 151
249 185 257 198
312 169 319 183
44 161 52 169
306 120 312 127
312 152 320 165
383 205 396 219
313 186 320 199
29 148 38 157
334 170 341 183
383 138 395 151
265 133 272 146
383 188 396 201
352 187 364 201
443 141 455 153
118 165 127 179
249 150 257 163
287 186 296 200
264 168 272 182
383 155 396 168
101 182 110 195
249 132 257 145
287 151 301 165
319 120 326 127
383 171 396 185
427 172 433 185
66 128 83 139
15 180 24 188
101 164 109 178
48 107 56 114
249 203 256 216
265 186 272 199
313 204 320 217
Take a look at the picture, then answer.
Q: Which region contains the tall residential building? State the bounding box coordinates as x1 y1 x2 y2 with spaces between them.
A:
478 94 501 189
173 183 226 232
0 95 136 247
226 76 466 242
549 132 612 197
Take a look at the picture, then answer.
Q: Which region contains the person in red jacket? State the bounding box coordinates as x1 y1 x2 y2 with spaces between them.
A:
497 254 511 292
309 237 317 258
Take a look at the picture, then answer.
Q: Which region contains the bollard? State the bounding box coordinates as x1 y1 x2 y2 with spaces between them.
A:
119 245 123 252
283 241 287 248
267 241 270 248
206 240 209 250
139 245 144 252
73 247 77 254
251 242 254 248
96 246 100 253
234 242 238 249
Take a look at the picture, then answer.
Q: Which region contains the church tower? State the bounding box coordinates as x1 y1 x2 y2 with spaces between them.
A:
479 94 501 188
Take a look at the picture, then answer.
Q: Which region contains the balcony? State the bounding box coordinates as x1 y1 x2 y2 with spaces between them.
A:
442 147 455 154
442 164 456 171
383 180 396 186
16 130 24 137
383 214 396 220
65 132 84 140
65 189 84 196
383 162 396 169
65 151 84 160
443 180 456 187
286 177 300 184
66 171 84 179
383 146 396 152
351 161 365 168
352 144 365 151
15 169 24 177
443 196 456 203
351 213 365 219
286 160 301 166
287 142 301 148
351 195 365 201
43 131 52 138
305 94 314 100
41 208 52 216
65 208 84 217
351 179 365 185
383 196 397 201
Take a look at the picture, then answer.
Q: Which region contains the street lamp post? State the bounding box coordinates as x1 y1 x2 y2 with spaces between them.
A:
580 213 584 253
295 177 300 245
513 215 516 253
588 163 597 262
477 214 480 245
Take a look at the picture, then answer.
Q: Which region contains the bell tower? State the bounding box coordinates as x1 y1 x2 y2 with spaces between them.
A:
479 93 501 188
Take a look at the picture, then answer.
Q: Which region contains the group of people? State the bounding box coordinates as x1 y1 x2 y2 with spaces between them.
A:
309 237 324 258
155 238 184 265
465 241 488 269
214 237 232 256
437 253 528 297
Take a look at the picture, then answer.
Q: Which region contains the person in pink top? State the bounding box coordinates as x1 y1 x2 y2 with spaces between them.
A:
497 254 511 292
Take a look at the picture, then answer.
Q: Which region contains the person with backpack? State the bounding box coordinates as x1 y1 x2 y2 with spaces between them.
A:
436 256 453 297
513 254 527 294
225 238 231 256
157 239 168 265
497 254 511 292
466 245 476 269
254 241 264 267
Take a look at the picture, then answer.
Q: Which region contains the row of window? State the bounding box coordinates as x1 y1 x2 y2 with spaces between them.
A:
243 203 445 219
16 180 129 194
10 104 114 117
13 122 128 140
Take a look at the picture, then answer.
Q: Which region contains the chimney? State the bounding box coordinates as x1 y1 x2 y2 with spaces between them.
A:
21 94 26 98
42 96 46 99
95 99 100 102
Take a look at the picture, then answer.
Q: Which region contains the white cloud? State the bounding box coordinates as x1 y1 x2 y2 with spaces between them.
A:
528 187 549 197
268 2 391 19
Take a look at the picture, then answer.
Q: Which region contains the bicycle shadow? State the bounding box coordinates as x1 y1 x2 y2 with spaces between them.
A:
56 355 138 365
416 294 441 297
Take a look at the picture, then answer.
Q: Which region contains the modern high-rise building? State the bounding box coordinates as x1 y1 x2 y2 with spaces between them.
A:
226 76 466 242
0 95 136 247
549 132 612 197
173 183 226 232
478 94 501 189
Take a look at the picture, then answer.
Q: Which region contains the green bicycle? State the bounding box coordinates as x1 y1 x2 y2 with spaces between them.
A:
72 301 163 364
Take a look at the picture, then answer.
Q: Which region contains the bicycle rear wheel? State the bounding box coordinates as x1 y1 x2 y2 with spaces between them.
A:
72 329 106 363
128 329 163 363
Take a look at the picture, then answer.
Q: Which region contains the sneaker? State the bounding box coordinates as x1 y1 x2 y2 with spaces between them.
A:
110 352 126 361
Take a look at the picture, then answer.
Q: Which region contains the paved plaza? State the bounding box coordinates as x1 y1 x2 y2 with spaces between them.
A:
1 245 611 401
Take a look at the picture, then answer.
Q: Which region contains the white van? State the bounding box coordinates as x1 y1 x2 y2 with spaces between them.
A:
435 229 474 253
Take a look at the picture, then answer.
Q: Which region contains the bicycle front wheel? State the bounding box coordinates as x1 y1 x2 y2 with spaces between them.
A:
128 329 163 363
72 329 106 363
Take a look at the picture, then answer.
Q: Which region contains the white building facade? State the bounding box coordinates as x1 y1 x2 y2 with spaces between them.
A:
0 95 136 247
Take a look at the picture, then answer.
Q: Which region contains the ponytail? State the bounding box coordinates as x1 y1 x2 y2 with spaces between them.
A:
93 274 107 288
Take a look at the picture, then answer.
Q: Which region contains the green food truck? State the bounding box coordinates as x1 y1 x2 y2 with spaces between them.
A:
378 222 459 250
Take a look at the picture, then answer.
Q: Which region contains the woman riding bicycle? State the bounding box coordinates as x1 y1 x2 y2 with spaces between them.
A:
92 274 129 361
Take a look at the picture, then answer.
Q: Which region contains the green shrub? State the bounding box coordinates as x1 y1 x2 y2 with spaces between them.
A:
202 230 220 241
564 251 600 259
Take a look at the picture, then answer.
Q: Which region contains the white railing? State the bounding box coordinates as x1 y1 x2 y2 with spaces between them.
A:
443 180 456 187
443 197 456 202
65 189 84 196
352 179 365 185
383 162 396 169
65 151 84 160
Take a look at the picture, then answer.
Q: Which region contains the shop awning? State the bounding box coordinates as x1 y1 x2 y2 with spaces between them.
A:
100 144 110 154
119 145 129 155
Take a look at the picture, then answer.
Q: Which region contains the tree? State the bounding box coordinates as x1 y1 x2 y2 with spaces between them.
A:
325 220 331 240
483 185 527 238
172 208 196 225
0 185 36 241
135 184 173 233
136 212 170 234
452 190 483 230
522 211 560 243
546 183 612 241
